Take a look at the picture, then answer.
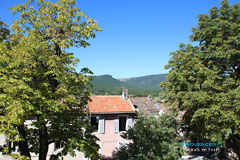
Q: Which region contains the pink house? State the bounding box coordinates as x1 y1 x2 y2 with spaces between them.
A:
88 90 135 159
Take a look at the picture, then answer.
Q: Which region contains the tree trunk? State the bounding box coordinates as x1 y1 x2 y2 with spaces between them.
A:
39 124 49 160
17 125 31 158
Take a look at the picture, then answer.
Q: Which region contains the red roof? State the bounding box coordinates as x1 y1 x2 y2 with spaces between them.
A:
88 96 135 114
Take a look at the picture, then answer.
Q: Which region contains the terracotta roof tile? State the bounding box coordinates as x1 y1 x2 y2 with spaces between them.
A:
88 96 135 114
130 97 160 115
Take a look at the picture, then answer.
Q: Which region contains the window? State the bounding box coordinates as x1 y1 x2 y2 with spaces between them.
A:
90 116 105 134
91 116 99 132
119 116 127 132
8 141 16 151
115 115 133 133
54 142 61 151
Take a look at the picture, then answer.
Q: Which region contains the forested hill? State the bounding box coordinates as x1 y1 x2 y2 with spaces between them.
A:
121 74 167 90
91 74 124 88
91 74 167 97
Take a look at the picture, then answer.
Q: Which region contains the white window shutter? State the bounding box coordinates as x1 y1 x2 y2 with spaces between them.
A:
114 117 119 133
127 116 133 129
99 117 105 134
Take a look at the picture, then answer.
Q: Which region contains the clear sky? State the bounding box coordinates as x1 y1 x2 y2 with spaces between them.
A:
1 0 239 78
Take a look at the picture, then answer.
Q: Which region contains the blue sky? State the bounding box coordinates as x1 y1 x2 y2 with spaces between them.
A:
1 0 239 78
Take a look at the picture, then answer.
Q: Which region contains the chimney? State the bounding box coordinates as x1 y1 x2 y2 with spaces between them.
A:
148 95 152 101
122 89 128 100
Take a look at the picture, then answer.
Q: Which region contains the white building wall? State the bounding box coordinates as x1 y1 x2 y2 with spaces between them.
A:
0 134 86 159
0 134 7 146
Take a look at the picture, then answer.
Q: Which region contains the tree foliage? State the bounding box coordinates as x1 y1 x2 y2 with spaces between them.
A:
161 0 240 158
0 0 101 159
0 20 10 42
117 113 182 160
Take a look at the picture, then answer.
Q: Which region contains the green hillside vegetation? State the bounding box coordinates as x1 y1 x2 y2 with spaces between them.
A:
91 74 167 97
91 74 124 88
124 74 166 90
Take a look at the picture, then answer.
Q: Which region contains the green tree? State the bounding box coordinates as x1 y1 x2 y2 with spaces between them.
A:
0 20 10 42
0 0 101 160
161 0 240 158
117 113 182 160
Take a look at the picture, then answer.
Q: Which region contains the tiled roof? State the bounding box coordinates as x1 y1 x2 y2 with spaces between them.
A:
156 103 185 120
88 96 135 114
156 103 170 114
130 97 160 115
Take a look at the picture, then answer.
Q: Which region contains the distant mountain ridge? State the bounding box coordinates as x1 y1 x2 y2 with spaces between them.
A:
91 74 124 88
91 74 167 96
120 74 167 90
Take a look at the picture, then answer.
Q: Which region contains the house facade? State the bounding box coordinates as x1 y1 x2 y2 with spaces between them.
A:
88 91 135 159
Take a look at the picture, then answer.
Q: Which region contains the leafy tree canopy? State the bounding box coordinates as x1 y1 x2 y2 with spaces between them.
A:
117 113 182 160
161 0 240 158
0 0 101 159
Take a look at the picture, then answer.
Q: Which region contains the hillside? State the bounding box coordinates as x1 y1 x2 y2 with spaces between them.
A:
91 74 167 96
122 74 166 90
91 74 124 88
